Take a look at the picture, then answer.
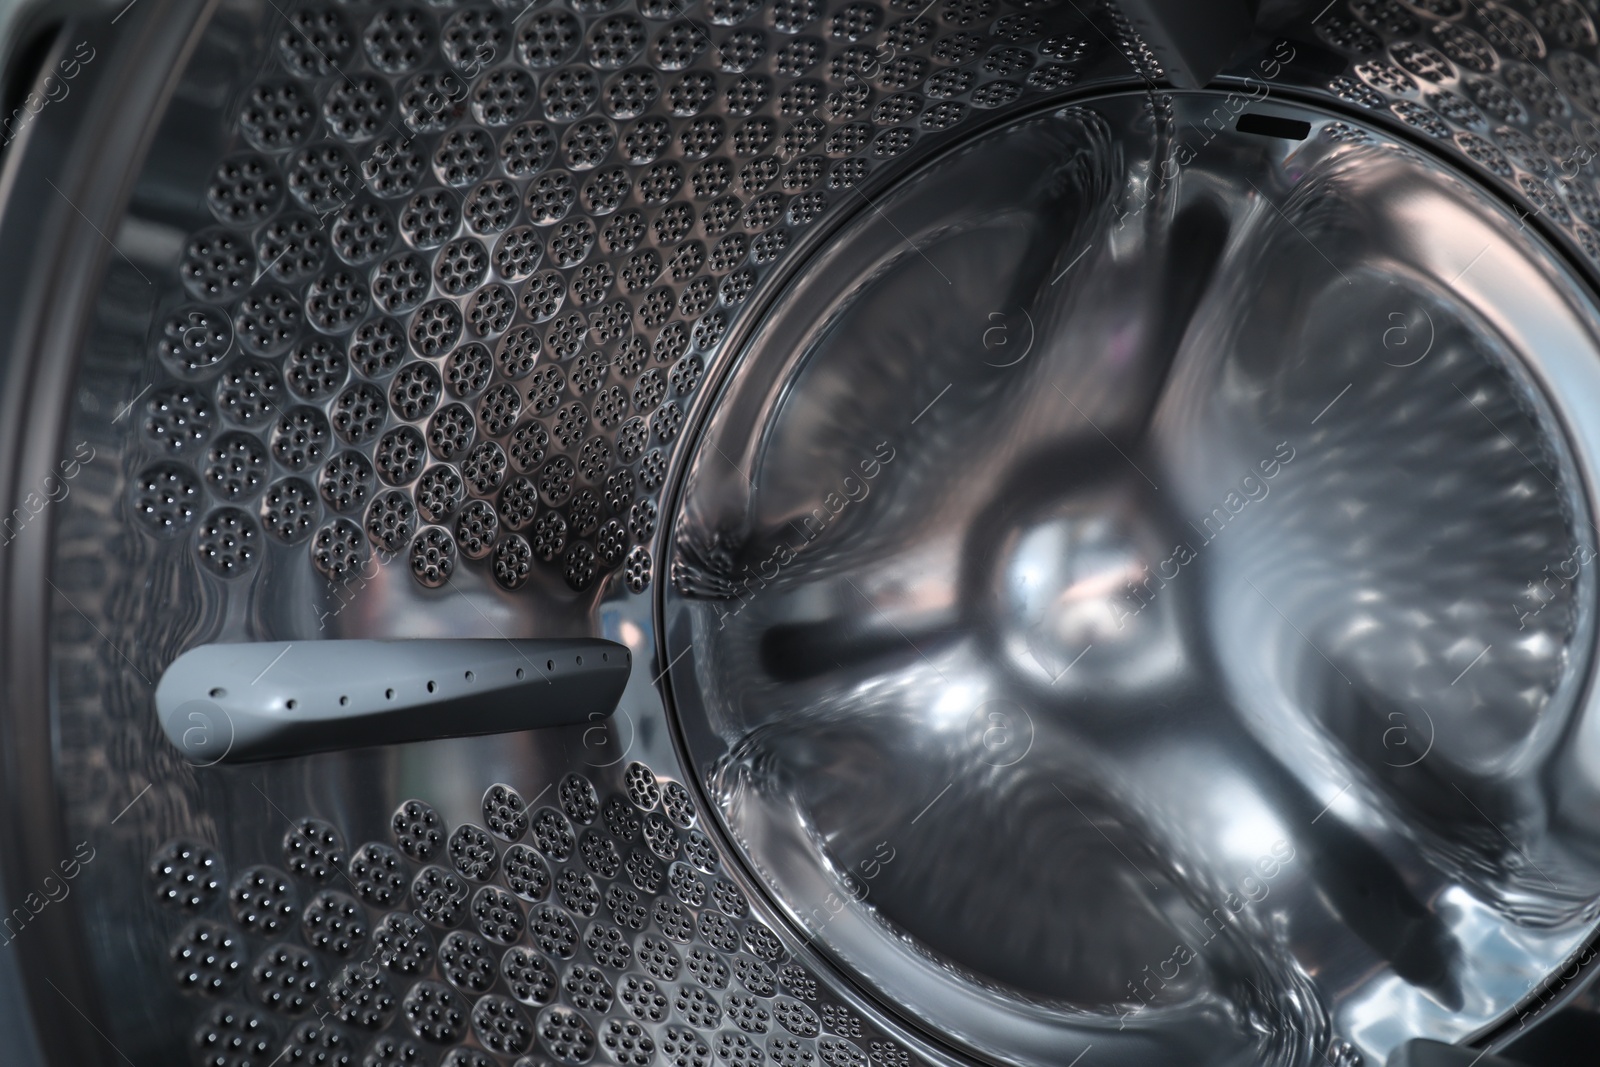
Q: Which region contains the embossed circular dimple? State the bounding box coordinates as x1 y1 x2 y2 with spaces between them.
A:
601 796 639 842
282 818 346 884
531 806 577 860
332 200 395 265
774 998 820 1037
439 929 498 993
503 843 552 901
538 1004 597 1065
191 1002 276 1067
309 516 366 581
269 406 331 473
869 1040 913 1067
636 934 681 982
624 763 661 809
412 865 470 928
731 956 777 1000
471 883 526 945
327 961 394 1030
409 525 457 587
182 227 255 301
363 6 436 73
472 69 536 127
472 993 533 1055
768 1037 816 1067
156 305 233 375
441 6 505 67
366 490 417 553
306 268 372 333
675 983 723 1028
530 903 581 958
248 942 320 1014
727 992 773 1033
645 813 679 862
373 250 432 312
555 866 602 916
653 897 695 944
683 829 720 873
283 337 347 404
429 403 477 461
373 911 434 976
350 842 412 911
319 450 376 514
201 432 267 503
668 862 705 907
445 341 494 397
777 963 817 1001
364 137 430 199
741 920 783 963
562 961 615 1012
455 498 501 559
415 465 465 523
280 1018 356 1066
170 918 243 996
284 143 358 215
579 829 623 879
474 783 528 843
662 1026 712 1067
532 508 570 563
410 298 463 357
502 944 559 1006
621 849 660 895
142 387 211 456
396 189 460 251
585 920 634 969
501 476 540 530
362 1034 429 1067
238 80 317 153
576 433 611 481
324 74 394 143
708 878 748 921
259 476 318 545
329 381 386 446
698 910 741 953
350 316 407 378
301 889 367 957
818 1004 862 1040
208 153 282 226
598 1018 654 1067
491 531 534 588
446 823 499 882
442 1046 494 1067
154 485 223 551
604 882 647 931
462 440 507 495
196 505 261 577
402 979 466 1044
390 361 443 421
435 237 489 295
623 545 653 593
819 1037 869 1067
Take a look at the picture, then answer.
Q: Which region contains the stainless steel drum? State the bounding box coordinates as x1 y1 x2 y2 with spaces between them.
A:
9 2 1600 1067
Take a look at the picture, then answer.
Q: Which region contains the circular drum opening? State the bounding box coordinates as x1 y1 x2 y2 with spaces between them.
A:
662 94 1600 1067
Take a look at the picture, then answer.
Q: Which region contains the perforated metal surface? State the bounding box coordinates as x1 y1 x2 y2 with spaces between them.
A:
152 765 918 1067
28 0 1600 1066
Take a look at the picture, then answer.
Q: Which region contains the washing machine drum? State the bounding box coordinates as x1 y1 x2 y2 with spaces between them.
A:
5 2 1600 1067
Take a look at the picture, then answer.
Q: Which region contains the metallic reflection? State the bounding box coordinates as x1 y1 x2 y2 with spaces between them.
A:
664 96 1600 1067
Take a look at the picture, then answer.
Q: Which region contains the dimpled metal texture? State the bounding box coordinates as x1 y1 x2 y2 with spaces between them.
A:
148 768 926 1067
127 0 1136 597
46 1 1600 1067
